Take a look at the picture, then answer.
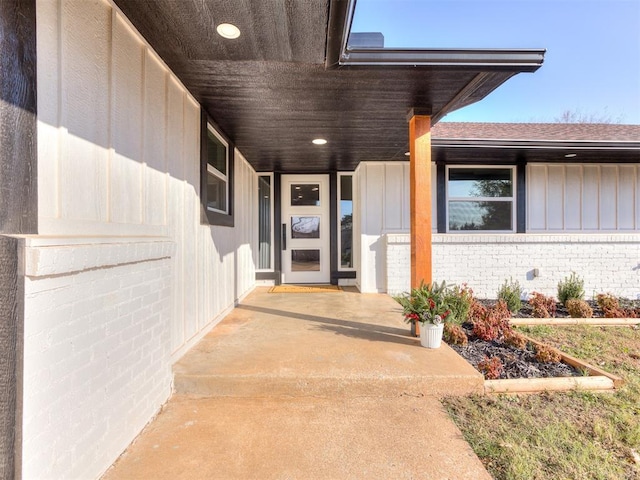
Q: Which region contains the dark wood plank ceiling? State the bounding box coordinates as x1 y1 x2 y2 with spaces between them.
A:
114 0 537 172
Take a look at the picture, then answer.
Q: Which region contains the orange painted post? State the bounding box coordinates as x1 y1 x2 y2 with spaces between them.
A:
408 112 432 336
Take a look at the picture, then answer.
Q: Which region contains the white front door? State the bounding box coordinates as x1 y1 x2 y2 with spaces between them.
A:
281 174 330 284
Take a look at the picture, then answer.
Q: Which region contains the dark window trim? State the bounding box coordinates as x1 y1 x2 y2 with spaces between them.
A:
256 271 278 281
436 161 446 233
330 173 338 284
516 158 527 233
439 163 523 233
273 173 282 284
200 108 234 227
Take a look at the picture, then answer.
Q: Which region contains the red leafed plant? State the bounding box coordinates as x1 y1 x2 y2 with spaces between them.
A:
443 323 468 346
478 356 503 379
529 292 557 318
596 293 639 318
472 299 512 342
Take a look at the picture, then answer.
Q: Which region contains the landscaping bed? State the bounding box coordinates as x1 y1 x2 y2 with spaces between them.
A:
443 325 640 480
448 321 622 393
512 298 640 319
450 322 579 380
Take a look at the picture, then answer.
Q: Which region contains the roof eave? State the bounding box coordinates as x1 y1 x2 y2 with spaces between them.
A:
339 48 545 72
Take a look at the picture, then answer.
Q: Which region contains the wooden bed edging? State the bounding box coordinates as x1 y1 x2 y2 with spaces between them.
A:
485 376 614 394
510 318 639 327
483 335 624 394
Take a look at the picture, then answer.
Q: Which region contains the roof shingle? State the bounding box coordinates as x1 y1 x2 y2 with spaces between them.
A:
432 122 640 142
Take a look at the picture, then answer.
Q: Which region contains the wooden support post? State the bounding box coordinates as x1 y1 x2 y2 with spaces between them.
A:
408 112 432 336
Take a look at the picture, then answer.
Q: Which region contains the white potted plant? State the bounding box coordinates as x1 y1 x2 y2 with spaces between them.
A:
394 281 452 348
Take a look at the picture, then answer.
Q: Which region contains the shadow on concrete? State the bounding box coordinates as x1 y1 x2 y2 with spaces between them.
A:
235 303 414 345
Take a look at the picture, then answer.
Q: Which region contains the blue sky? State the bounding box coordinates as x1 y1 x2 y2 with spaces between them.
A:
351 0 640 124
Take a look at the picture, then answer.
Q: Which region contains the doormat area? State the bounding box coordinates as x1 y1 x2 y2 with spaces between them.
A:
268 284 342 293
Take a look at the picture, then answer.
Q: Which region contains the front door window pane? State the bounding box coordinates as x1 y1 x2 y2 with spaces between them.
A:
291 184 320 206
291 216 320 239
291 250 320 271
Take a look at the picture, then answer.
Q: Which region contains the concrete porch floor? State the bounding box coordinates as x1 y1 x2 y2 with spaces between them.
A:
102 287 491 479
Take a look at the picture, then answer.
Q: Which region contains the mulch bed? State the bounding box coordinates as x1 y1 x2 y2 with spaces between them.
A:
450 322 580 380
450 298 639 380
508 299 640 319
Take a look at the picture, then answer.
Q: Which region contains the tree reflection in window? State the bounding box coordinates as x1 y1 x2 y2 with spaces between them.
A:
448 168 514 231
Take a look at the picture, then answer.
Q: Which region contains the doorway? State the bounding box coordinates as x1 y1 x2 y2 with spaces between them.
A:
281 174 330 283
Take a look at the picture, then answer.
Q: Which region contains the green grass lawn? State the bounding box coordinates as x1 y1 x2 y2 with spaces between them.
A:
443 325 640 480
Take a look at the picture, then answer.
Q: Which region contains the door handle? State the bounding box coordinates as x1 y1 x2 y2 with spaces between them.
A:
282 223 287 250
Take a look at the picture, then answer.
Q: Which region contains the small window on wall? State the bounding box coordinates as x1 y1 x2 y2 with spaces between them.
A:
201 112 234 226
257 175 273 270
447 166 515 232
339 174 354 269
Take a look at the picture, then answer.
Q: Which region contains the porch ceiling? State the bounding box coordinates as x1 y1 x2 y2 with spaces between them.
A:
114 0 543 172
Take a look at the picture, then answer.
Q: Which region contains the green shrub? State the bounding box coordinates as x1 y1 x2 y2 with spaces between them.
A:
497 278 522 314
557 272 585 306
444 283 474 325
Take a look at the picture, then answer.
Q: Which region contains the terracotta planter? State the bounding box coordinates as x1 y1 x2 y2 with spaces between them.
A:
419 323 444 348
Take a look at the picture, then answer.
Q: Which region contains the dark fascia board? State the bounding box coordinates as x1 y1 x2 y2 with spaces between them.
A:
432 139 640 150
326 0 545 71
340 47 545 71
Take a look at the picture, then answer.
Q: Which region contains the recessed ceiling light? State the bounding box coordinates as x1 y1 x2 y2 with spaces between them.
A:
312 138 327 145
404 151 410 156
564 153 577 158
216 23 240 39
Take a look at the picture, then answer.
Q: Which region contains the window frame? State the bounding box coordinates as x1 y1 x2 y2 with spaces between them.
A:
256 173 275 272
445 165 516 233
337 172 355 271
200 110 234 227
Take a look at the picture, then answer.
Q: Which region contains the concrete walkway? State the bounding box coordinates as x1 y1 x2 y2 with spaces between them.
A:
103 288 492 479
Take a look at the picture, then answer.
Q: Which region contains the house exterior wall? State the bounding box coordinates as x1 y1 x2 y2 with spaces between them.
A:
385 233 640 299
29 0 257 478
353 162 436 293
528 164 640 231
360 161 639 299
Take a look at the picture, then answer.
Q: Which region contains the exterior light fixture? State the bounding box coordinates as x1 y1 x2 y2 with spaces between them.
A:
312 138 327 145
216 23 240 39
564 153 577 158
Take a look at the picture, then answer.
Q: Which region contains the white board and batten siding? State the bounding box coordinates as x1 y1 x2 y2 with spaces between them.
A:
29 1 257 478
354 162 437 293
357 161 639 300
528 164 640 231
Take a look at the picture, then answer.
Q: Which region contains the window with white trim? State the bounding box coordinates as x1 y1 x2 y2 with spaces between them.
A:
446 166 516 232
206 124 229 214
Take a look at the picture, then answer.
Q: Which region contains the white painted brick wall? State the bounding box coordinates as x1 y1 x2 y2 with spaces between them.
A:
22 238 174 480
385 233 640 300
385 234 411 296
